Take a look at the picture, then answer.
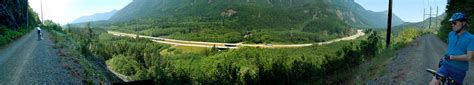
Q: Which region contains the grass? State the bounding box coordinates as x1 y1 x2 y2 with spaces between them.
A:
345 46 396 84
0 27 32 48
48 29 108 83
367 48 396 79
318 33 371 84
173 46 209 54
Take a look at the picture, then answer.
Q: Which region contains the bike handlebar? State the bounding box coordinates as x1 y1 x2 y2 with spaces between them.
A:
426 68 457 84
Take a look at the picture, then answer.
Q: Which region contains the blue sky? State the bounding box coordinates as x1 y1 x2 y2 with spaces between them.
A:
355 0 447 22
29 0 447 25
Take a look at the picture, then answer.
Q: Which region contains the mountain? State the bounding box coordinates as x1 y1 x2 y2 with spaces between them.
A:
109 0 351 35
110 0 404 28
327 0 405 28
389 13 446 34
394 13 446 29
98 0 409 43
72 10 118 24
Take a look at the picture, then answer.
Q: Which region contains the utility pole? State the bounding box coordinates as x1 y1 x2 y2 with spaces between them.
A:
386 0 393 48
40 0 43 24
423 7 435 29
435 0 439 29
429 7 432 29
436 6 438 28
423 8 425 28
26 0 29 28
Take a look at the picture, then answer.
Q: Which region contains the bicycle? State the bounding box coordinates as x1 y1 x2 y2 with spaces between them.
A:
426 68 459 85
37 32 43 40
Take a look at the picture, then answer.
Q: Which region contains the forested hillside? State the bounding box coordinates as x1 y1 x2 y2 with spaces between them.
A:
327 0 404 28
86 0 405 44
0 0 41 46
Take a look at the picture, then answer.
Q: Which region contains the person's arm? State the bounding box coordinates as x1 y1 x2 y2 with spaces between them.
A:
449 51 473 62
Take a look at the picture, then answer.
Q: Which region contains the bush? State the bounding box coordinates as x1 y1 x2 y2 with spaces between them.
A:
106 55 145 79
0 26 31 46
393 28 422 47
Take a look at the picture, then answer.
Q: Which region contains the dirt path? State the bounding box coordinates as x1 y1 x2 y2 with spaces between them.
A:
107 30 365 48
368 34 474 84
0 30 81 84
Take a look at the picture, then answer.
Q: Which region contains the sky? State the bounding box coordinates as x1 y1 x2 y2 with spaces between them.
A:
28 0 132 25
28 0 447 25
355 0 447 22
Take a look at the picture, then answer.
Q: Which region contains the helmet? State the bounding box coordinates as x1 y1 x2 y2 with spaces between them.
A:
449 12 468 22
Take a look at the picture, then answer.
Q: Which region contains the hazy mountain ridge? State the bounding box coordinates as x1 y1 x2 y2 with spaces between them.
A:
72 10 118 24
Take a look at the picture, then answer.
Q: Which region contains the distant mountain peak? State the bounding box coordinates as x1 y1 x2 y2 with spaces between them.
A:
71 10 118 24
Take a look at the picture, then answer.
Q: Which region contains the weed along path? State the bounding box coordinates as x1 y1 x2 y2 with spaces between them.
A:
107 29 365 49
0 30 81 84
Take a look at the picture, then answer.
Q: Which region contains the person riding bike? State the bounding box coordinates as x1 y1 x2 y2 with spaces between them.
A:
36 24 43 40
430 12 473 85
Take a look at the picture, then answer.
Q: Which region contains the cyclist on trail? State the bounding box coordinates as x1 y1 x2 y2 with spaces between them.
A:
36 24 43 40
430 12 473 85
